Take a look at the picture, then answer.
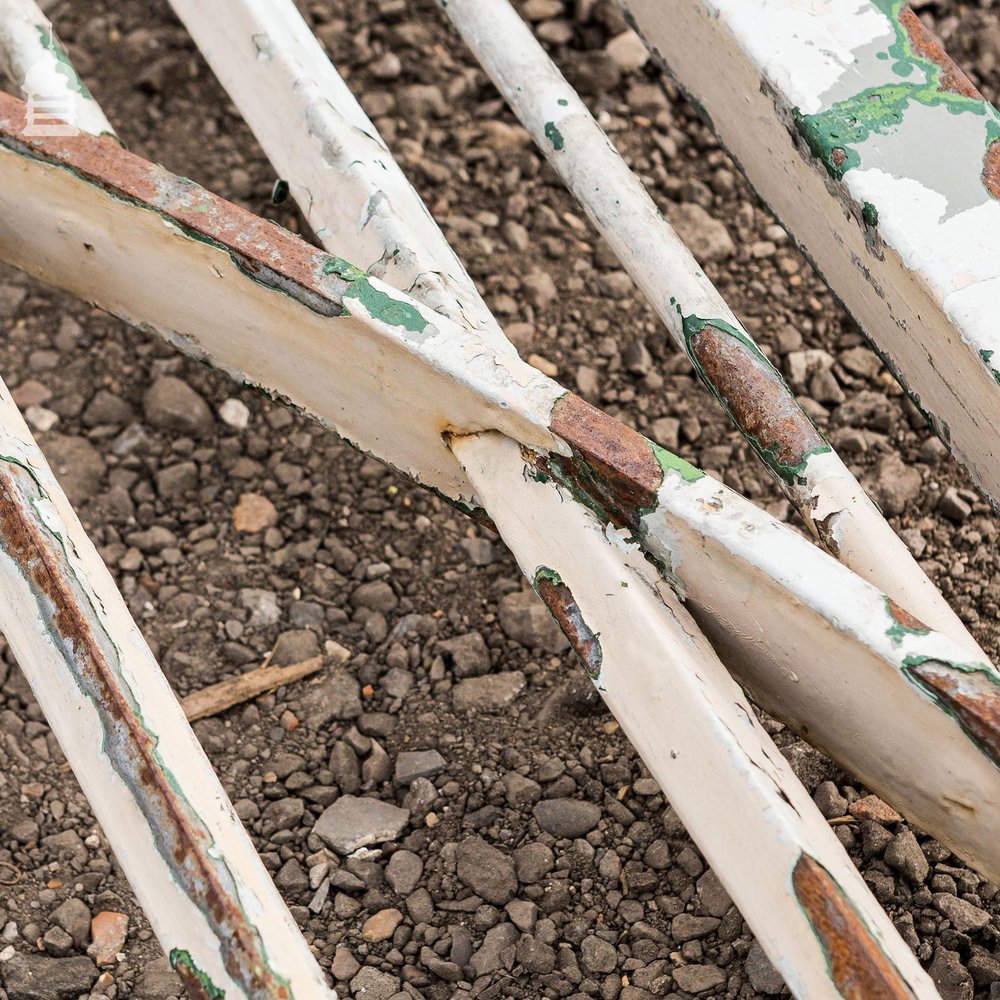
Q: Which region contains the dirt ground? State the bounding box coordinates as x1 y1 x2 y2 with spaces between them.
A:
0 0 998 997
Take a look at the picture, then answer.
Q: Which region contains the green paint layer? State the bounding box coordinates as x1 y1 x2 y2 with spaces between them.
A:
544 121 565 150
170 949 226 999
794 0 1000 186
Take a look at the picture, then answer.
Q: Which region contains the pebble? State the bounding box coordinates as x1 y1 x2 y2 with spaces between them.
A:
1 953 98 1000
452 671 526 712
361 907 404 942
884 828 929 884
672 963 726 993
746 941 784 994
134 957 183 1000
498 590 568 653
457 837 518 905
533 798 601 838
581 934 617 973
871 454 922 516
394 749 446 785
849 794 902 825
667 203 735 262
89 912 128 966
438 632 491 677
939 487 972 523
219 397 251 429
42 434 105 505
929 946 974 1000
143 375 214 436
297 670 362 727
386 850 423 896
312 795 410 854
605 29 649 71
233 492 279 533
50 898 90 950
933 893 992 932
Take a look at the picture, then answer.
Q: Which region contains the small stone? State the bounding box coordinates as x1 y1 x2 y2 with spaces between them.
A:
386 850 423 896
746 941 784 994
239 588 280 627
298 671 361 727
349 966 401 1000
884 828 929 884
362 907 404 943
331 945 360 981
871 455 922 516
82 390 133 427
155 461 198 498
143 375 214 436
24 406 58 432
506 899 537 932
671 913 720 942
516 934 557 974
438 632 491 677
43 435 105 506
233 493 279 533
696 869 733 918
89 912 128 966
581 935 617 973
219 398 251 429
672 963 726 994
453 672 526 712
533 798 601 838
1 953 98 1000
514 842 555 884
457 837 518 905
650 416 680 451
498 590 568 653
522 269 557 310
813 780 848 819
50 898 90 950
933 893 991 932
606 29 649 71
395 749 446 786
313 795 410 854
929 946 974 1000
839 346 882 379
134 957 183 1000
668 203 735 262
849 794 902 825
351 580 398 614
271 629 321 667
939 487 972 524
41 926 73 958
470 923 519 977
622 339 652 375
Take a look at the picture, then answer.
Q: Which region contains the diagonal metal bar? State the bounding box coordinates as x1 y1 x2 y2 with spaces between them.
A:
617 0 1000 508
453 429 936 999
0 94 998 892
0 374 335 998
0 30 335 996
0 0 114 139
168 0 509 352
436 0 971 644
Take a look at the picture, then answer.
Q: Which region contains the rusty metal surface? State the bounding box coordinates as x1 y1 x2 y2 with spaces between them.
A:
687 320 827 483
0 456 292 998
792 854 914 999
898 5 982 100
533 567 603 679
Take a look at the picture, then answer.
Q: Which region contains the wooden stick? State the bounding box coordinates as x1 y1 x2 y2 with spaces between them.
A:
181 656 324 722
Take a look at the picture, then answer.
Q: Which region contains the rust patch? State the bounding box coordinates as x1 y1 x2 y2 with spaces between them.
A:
688 322 826 480
831 147 848 169
0 93 334 308
793 854 914 999
533 568 603 679
549 393 663 529
899 6 983 100
907 659 1000 769
887 599 928 634
983 139 1000 199
0 460 289 999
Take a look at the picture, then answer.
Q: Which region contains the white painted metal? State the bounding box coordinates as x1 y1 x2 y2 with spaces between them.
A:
625 445 1000 881
167 0 510 352
4 100 1000 885
618 0 1000 507
0 0 114 138
438 0 971 646
453 429 937 1000
0 378 334 998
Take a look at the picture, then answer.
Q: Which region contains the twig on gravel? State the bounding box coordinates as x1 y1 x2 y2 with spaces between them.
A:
180 656 324 722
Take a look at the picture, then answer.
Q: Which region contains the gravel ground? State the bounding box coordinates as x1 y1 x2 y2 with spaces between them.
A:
0 1 998 998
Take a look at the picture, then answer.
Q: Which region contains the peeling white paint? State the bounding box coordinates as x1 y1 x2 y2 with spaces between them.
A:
454 431 937 1000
